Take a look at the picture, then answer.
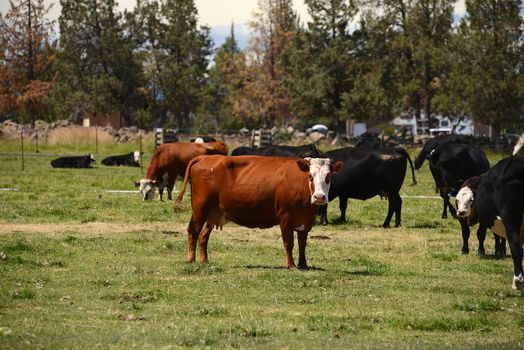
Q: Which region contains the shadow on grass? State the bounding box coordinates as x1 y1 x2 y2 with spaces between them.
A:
243 264 326 271
479 253 511 260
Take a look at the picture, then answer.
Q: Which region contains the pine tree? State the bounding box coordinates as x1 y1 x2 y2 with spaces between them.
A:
459 0 524 139
0 0 56 127
125 0 212 128
53 0 145 125
290 0 357 130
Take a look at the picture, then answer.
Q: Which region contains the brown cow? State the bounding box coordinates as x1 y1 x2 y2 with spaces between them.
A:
175 155 343 269
135 141 228 201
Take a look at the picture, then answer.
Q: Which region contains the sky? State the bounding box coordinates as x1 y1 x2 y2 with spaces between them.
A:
0 0 466 48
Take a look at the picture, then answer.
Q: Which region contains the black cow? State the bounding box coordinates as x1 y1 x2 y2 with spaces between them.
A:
231 144 321 158
51 154 96 168
318 147 417 227
455 176 507 257
414 134 471 169
456 136 524 290
425 142 489 219
101 151 141 167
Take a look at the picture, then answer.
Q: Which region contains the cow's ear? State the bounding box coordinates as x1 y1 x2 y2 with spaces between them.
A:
297 158 310 172
332 160 343 174
134 181 140 188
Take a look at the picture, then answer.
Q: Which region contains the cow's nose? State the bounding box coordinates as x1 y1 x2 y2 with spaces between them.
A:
313 193 327 203
457 210 466 217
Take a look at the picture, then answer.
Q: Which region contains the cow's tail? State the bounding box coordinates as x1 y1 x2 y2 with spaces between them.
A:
173 155 204 211
395 148 417 185
512 133 524 156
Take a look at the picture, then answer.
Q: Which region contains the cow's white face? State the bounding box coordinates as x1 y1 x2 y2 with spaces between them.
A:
136 179 157 201
456 186 474 218
304 158 341 205
134 151 140 163
194 137 204 143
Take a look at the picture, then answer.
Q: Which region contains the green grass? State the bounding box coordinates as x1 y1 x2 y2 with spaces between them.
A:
0 142 523 349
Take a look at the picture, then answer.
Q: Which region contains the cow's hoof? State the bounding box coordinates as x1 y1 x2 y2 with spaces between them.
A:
287 265 297 271
441 214 448 219
461 248 469 255
298 264 309 270
478 248 486 257
512 274 524 290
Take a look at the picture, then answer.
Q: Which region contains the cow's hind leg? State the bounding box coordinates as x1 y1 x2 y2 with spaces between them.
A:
198 222 214 263
297 230 309 270
383 193 401 228
495 236 507 259
440 191 448 219
186 216 205 263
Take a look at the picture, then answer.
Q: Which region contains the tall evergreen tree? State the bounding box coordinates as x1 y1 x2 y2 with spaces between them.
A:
125 0 212 128
199 24 245 131
290 0 357 130
459 0 524 139
0 0 55 127
53 0 145 125
364 0 456 124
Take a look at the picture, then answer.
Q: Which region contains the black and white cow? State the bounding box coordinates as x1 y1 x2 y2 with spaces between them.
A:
231 144 321 158
425 142 489 219
101 151 141 167
317 146 416 227
455 176 507 257
456 135 524 290
50 154 96 168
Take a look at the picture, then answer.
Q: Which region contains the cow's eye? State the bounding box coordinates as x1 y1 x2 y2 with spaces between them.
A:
325 174 331 184
308 174 314 181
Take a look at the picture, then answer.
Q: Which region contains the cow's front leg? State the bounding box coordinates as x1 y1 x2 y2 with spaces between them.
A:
459 218 470 254
297 230 309 270
476 224 487 256
440 192 448 219
317 204 328 225
339 196 348 222
167 176 176 201
501 214 524 290
280 228 296 270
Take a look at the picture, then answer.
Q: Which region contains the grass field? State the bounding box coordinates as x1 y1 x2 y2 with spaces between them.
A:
0 141 523 349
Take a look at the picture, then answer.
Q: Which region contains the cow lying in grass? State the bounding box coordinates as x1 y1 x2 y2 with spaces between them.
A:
102 151 141 167
51 154 95 168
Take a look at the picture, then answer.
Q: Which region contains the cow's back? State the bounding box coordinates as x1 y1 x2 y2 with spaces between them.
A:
145 142 227 179
189 155 314 228
326 147 406 200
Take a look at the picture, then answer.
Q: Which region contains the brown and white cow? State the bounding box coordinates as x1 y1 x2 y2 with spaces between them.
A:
135 141 228 201
175 155 343 269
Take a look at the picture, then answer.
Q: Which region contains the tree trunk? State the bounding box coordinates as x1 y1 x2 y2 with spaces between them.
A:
492 122 501 151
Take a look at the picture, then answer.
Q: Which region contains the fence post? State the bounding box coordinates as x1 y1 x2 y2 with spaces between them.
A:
139 131 144 174
20 128 25 171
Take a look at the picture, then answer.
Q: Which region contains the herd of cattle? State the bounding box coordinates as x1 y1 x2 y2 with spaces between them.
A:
49 134 524 290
